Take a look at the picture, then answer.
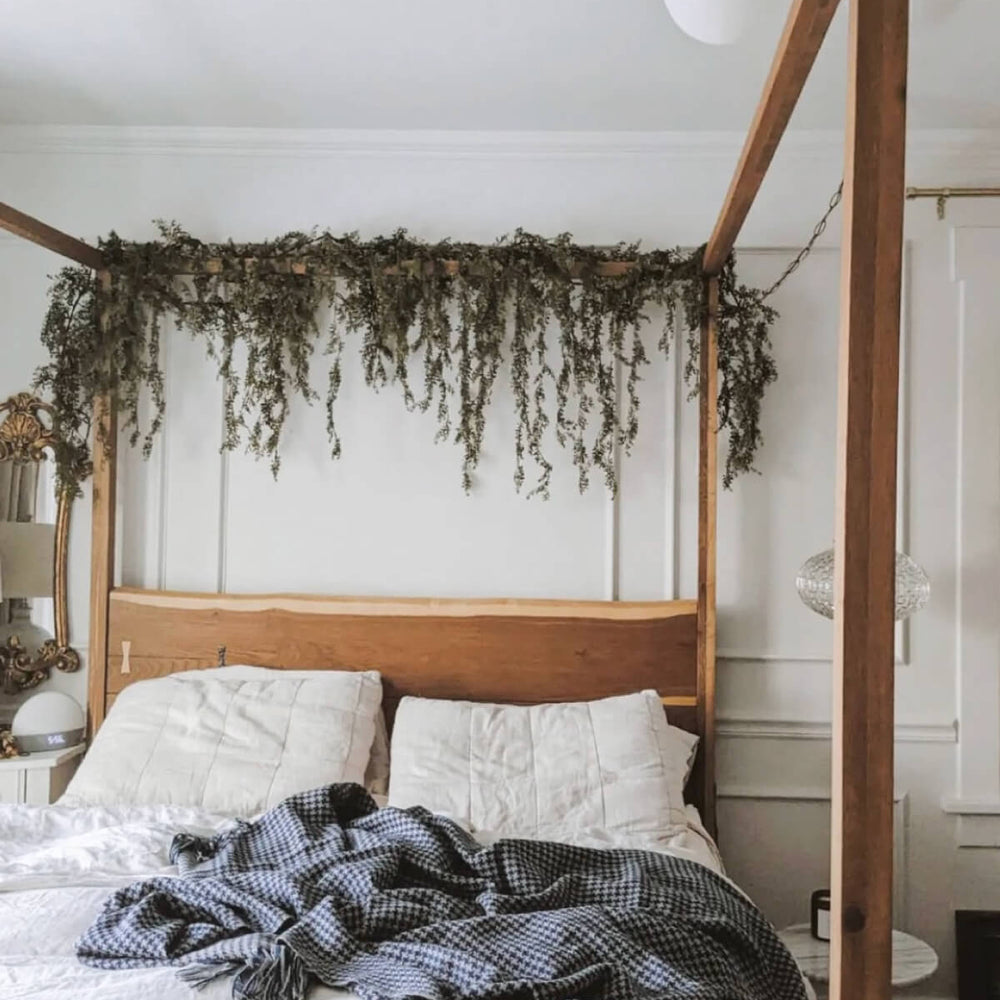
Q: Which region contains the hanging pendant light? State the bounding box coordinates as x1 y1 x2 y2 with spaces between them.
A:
663 0 752 45
796 548 931 621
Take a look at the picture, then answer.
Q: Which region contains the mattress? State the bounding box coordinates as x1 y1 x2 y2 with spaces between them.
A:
0 799 728 1000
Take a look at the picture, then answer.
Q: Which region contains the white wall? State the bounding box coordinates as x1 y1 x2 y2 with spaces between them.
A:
3 126 1000 996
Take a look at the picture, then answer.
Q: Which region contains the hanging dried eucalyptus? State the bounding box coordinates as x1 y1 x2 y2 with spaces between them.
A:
34 224 776 497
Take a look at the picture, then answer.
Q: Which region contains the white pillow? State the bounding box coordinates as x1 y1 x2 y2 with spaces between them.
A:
366 708 391 797
61 668 382 815
387 689 690 839
156 666 390 795
662 720 700 788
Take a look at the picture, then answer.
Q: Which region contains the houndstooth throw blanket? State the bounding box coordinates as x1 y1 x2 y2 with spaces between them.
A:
77 783 806 1000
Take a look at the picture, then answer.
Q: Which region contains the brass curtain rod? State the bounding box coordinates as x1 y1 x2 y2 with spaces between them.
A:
905 186 1000 220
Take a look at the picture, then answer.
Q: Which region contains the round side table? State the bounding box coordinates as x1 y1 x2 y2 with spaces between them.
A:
778 923 938 992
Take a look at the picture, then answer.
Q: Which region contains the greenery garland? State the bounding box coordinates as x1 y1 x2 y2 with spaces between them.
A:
34 225 777 498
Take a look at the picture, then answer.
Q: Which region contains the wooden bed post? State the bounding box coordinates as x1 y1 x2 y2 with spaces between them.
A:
700 0 843 842
830 0 908 996
87 269 117 736
697 276 719 840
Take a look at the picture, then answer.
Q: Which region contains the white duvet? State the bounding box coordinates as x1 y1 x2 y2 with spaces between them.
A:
0 801 724 1000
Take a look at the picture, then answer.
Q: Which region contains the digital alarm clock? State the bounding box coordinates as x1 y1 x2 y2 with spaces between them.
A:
11 691 85 754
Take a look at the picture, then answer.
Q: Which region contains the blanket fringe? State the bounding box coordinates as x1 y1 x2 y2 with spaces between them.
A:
176 940 311 1000
234 940 309 1000
177 959 245 990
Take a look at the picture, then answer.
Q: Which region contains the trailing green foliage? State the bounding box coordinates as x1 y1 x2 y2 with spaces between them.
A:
34 225 777 497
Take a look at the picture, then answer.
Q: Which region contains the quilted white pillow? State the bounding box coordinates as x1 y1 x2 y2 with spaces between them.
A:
61 669 382 815
155 665 391 796
387 689 690 838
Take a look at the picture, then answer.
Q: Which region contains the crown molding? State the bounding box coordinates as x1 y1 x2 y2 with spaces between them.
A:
0 125 775 159
1 125 999 171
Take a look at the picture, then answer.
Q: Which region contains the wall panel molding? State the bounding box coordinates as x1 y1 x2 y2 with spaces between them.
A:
951 226 1000 810
718 717 957 744
719 650 829 663
954 816 1000 849
718 241 912 666
719 649 909 665
942 798 1000 816
942 798 1000 847
718 791 910 928
604 360 623 601
720 785 908 803
216 390 231 595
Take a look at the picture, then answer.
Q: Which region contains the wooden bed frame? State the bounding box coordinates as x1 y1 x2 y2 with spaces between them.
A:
0 0 908 994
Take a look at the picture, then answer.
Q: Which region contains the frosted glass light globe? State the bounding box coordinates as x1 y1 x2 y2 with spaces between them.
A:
796 548 931 621
664 0 752 45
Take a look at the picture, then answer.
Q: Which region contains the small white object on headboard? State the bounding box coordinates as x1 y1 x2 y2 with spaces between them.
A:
120 640 131 675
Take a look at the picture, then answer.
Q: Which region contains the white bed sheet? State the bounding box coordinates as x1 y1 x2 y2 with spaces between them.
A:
0 800 727 1000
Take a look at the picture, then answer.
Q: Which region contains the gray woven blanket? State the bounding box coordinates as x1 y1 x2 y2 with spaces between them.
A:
77 783 806 1000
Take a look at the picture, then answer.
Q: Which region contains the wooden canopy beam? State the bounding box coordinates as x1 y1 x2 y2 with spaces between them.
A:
830 0 908 997
0 201 104 270
0 203 670 280
161 258 644 279
703 0 842 274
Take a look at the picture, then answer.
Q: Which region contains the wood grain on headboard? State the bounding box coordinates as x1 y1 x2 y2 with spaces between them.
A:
98 588 711 826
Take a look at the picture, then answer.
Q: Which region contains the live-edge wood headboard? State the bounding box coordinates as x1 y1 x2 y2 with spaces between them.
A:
95 588 714 833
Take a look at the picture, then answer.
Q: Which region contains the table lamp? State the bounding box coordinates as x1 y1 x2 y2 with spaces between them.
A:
0 522 57 693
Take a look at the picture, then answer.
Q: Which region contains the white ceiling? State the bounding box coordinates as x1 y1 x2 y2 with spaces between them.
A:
0 0 994 131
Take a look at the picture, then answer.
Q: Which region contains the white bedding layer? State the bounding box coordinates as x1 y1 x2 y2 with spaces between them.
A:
0 801 724 1000
0 803 359 1000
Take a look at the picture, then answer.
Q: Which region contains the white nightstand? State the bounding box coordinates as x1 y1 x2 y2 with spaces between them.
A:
778 923 938 995
0 744 84 805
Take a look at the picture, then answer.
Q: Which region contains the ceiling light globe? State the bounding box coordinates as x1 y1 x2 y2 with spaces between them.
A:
664 0 752 45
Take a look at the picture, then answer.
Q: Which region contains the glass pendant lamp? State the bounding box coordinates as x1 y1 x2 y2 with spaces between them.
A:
796 548 930 621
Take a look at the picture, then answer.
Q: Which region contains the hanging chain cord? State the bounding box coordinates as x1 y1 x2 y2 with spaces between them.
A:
762 181 844 299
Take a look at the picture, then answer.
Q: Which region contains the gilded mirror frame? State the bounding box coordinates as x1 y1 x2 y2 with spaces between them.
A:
0 392 80 694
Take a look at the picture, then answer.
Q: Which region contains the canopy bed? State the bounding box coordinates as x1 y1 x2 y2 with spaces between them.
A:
0 0 910 997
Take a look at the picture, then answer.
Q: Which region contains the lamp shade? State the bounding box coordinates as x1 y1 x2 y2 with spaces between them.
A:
0 521 55 600
796 547 931 621
11 691 85 753
664 0 752 45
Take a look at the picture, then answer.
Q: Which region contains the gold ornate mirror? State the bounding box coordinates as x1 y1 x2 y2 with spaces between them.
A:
0 393 80 694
